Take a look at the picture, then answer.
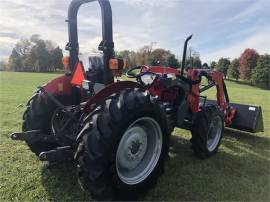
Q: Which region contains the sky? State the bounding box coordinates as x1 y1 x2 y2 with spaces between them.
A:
0 0 269 63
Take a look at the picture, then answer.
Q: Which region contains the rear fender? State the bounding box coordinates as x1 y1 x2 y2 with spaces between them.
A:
83 81 143 112
43 75 72 96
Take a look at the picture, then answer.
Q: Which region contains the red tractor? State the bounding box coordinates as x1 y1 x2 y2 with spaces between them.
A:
11 0 264 200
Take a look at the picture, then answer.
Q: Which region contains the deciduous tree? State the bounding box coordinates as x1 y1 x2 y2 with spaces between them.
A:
239 48 259 80
117 50 137 67
8 35 63 72
149 48 170 66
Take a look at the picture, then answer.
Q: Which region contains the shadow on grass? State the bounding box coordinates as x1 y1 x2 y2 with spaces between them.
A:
41 162 91 201
156 132 270 201
225 128 270 146
40 131 270 201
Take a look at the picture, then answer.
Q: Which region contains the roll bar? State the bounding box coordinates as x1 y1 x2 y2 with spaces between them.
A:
66 0 114 84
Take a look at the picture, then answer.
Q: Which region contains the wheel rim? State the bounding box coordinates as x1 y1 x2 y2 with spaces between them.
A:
116 117 163 185
207 115 222 152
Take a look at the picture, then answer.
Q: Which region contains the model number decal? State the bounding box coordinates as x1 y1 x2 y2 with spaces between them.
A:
249 107 256 111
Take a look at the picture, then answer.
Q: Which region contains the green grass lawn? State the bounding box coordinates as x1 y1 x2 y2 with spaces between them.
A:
0 71 269 201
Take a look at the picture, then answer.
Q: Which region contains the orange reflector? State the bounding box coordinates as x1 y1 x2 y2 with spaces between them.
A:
62 56 69 65
109 59 119 70
109 58 129 70
62 56 70 71
71 62 86 86
123 59 129 69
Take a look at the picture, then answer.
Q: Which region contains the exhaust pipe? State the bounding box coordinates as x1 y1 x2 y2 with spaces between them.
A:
181 34 193 76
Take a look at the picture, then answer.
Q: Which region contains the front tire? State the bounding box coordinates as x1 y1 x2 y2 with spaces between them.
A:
191 106 224 159
75 89 171 200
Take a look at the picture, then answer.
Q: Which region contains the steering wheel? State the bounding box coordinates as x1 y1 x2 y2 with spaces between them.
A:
126 65 158 86
126 65 150 78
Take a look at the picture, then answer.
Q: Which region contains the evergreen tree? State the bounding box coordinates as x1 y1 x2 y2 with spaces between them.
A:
9 49 22 71
202 62 209 69
228 58 239 80
167 54 180 68
52 47 64 71
210 61 217 69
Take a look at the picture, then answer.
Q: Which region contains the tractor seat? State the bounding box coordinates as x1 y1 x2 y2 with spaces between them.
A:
86 56 104 83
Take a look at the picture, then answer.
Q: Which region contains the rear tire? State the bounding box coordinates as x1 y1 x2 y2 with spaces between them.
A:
75 89 171 200
22 90 58 156
191 106 224 159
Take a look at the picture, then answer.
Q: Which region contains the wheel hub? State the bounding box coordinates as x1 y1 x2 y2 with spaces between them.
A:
117 126 148 170
116 117 162 185
130 139 141 155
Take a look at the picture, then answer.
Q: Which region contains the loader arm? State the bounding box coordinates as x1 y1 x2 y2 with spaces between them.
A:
186 69 263 133
186 69 229 112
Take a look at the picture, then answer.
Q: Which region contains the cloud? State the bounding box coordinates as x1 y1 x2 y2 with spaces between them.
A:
226 0 268 23
0 0 269 62
201 29 270 62
0 36 19 58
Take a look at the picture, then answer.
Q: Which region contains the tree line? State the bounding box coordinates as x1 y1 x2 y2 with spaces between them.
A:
1 34 63 72
1 36 268 89
210 49 269 89
1 38 203 72
116 44 202 69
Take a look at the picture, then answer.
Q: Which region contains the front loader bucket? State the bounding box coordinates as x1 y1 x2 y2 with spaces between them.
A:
227 103 264 133
203 100 264 133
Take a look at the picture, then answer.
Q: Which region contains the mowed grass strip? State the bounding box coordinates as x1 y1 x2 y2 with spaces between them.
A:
0 71 269 201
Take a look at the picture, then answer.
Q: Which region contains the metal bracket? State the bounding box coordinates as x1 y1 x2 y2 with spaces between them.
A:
10 130 56 143
39 146 73 162
39 87 79 123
